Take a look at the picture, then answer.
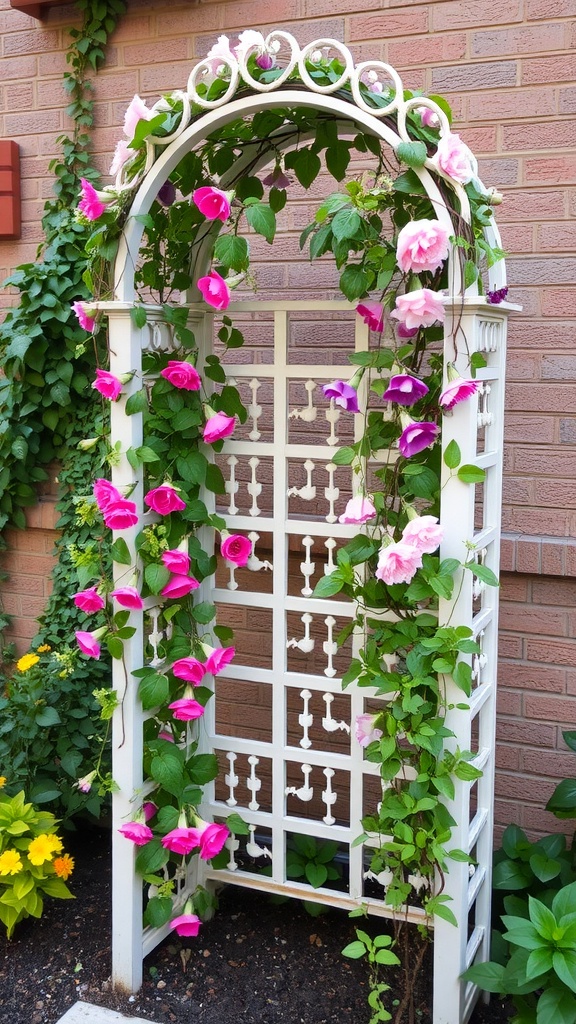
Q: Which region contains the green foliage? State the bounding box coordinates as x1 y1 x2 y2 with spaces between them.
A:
342 928 400 1022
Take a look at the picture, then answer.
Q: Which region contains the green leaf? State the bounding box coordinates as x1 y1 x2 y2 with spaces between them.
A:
493 859 532 891
150 751 185 798
529 853 561 884
464 259 479 289
457 464 486 484
110 537 132 565
138 672 169 711
268 187 287 213
191 601 216 624
326 144 351 181
125 389 148 415
245 202 276 244
339 265 369 302
469 562 499 588
443 439 461 470
312 573 344 598
396 140 428 168
393 169 426 194
529 896 559 940
35 707 61 727
130 306 148 329
546 779 576 816
135 838 169 875
4 334 33 361
462 961 505 993
552 950 576 993
226 812 250 835
286 147 321 189
341 940 367 960
536 982 576 1024
145 563 171 595
188 753 219 785
331 207 362 243
332 446 356 466
144 895 173 928
106 636 124 660
214 234 249 272
305 862 328 888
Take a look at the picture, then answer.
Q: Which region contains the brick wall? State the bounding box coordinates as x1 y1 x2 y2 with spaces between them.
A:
0 0 574 837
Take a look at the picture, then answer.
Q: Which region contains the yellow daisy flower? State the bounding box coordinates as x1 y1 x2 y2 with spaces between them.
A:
46 833 63 854
36 644 52 653
0 849 23 875
53 853 74 880
27 834 56 866
16 653 40 673
0 776 6 789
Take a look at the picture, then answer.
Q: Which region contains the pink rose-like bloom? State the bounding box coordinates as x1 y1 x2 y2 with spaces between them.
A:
118 822 153 846
439 377 479 411
111 586 144 610
123 94 151 140
103 499 139 531
356 300 384 333
375 541 423 586
143 802 157 822
75 630 101 659
196 820 230 861
398 421 439 459
197 270 231 311
396 323 419 340
161 574 200 599
193 186 232 222
160 361 201 391
72 301 96 333
382 374 429 407
161 827 201 855
169 697 205 721
203 411 236 444
145 485 186 515
172 657 206 685
436 132 474 184
92 369 123 401
417 105 440 128
205 34 236 74
355 713 383 748
203 645 235 676
162 549 191 574
78 179 106 220
73 587 105 614
396 219 450 275
322 380 360 413
391 289 445 331
171 913 201 937
109 139 132 177
338 495 376 525
221 533 251 567
93 478 121 512
402 515 444 554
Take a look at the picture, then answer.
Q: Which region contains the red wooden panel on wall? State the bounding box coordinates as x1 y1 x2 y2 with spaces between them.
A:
10 0 63 17
0 142 21 240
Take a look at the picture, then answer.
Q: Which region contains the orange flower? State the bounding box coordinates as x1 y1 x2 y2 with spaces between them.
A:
53 853 74 880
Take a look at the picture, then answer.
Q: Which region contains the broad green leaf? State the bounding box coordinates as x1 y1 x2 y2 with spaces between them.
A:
286 147 321 189
552 950 576 993
130 306 147 329
493 858 532 891
214 234 249 271
457 464 486 484
313 573 344 598
331 207 362 243
188 753 218 785
110 537 132 565
35 707 61 727
125 389 148 415
339 265 369 301
461 961 505 993
536 982 576 1024
529 853 561 884
191 601 216 624
226 812 250 835
546 779 576 816
552 882 576 920
443 439 461 469
138 672 169 711
529 896 558 940
341 940 366 959
375 949 401 965
326 143 351 181
332 446 356 466
144 563 171 595
397 140 428 168
469 562 499 588
150 751 185 798
305 862 328 888
144 895 173 928
135 838 169 874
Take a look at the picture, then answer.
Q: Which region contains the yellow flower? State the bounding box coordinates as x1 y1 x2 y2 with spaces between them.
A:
53 853 74 880
27 834 56 866
36 644 51 653
0 849 23 875
46 833 63 854
16 653 40 673
0 776 6 789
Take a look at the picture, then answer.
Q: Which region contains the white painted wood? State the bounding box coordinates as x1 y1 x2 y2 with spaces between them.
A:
56 1001 160 1024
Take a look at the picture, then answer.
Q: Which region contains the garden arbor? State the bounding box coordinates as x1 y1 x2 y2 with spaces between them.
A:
95 34 514 1024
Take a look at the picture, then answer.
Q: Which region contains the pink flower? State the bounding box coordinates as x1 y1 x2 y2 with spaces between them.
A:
436 132 474 184
205 34 236 74
391 289 445 331
417 105 440 128
118 822 153 846
92 369 123 401
195 820 230 860
396 219 450 275
338 496 376 525
355 713 383 748
160 575 200 599
143 802 157 822
109 139 132 176
160 361 201 391
123 94 151 140
73 586 105 614
78 178 107 220
396 323 419 340
76 771 96 793
158 730 174 743
202 645 235 676
103 499 139 531
75 630 101 659
145 484 186 515
171 913 201 937
172 657 206 684
169 697 205 721
398 421 439 458
192 186 232 222
220 533 251 566
72 301 96 333
402 515 443 554
382 374 429 407
197 270 231 311
375 541 423 585
93 478 121 512
162 549 191 574
161 827 201 855
262 166 292 189
439 377 479 411
322 381 360 413
203 411 236 443
356 300 384 333
111 586 144 610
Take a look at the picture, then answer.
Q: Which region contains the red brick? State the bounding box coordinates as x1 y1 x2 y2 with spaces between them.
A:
498 223 534 253
502 506 572 537
533 578 576 604
521 806 569 837
349 8 427 42
471 23 567 58
495 745 521 771
500 538 515 572
499 189 566 221
0 53 37 80
522 748 576 777
477 157 519 185
560 419 576 444
468 88 556 121
542 541 566 576
3 28 59 55
526 0 576 15
432 61 517 93
495 772 556 803
496 690 523 716
432 0 522 30
501 662 566 693
509 320 575 351
108 14 152 42
533 478 576 508
525 642 576 670
522 54 576 86
4 109 61 136
538 221 576 251
525 156 576 185
506 352 540 381
123 38 189 66
504 119 576 152
499 634 524 659
560 87 576 113
501 574 530 601
501 604 567 637
542 354 576 380
388 32 466 68
513 446 576 474
506 383 576 414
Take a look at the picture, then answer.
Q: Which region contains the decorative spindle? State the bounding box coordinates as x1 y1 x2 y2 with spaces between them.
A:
287 459 316 502
324 537 337 576
247 755 262 810
248 377 263 440
247 531 273 573
289 379 317 423
247 456 263 517
225 455 239 515
324 398 340 446
246 824 272 860
323 616 338 677
148 607 164 667
225 834 240 872
477 382 493 428
285 763 313 802
300 536 315 596
298 688 313 749
322 768 337 825
286 612 315 653
473 549 488 600
226 562 239 591
322 693 350 734
225 751 238 806
324 462 339 523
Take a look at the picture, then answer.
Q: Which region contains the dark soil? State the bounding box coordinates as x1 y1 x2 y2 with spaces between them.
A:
0 829 512 1024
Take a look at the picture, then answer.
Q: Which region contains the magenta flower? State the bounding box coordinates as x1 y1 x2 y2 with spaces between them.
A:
109 139 132 177
396 219 450 275
158 730 174 743
487 287 508 305
161 549 191 574
72 300 96 333
75 630 101 659
168 697 205 721
220 533 251 566
439 377 479 411
143 802 157 822
338 496 376 525
262 165 292 189
382 374 429 407
118 822 153 846
402 515 443 554
161 827 201 855
103 499 139 530
157 181 176 207
160 361 201 391
123 94 151 139
171 912 201 937
197 270 231 311
375 541 423 586
194 819 230 860
436 132 474 184
92 369 123 401
355 713 383 748
78 178 107 220
202 644 235 676
396 323 419 340
203 411 236 443
322 381 360 413
160 574 200 599
356 300 384 333
192 186 232 222
172 657 206 685
145 484 186 515
111 586 144 610
73 587 105 614
417 105 440 128
391 289 445 331
398 420 439 459
93 478 121 512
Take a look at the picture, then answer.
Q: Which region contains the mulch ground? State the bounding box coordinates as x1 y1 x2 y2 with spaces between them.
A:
0 828 512 1024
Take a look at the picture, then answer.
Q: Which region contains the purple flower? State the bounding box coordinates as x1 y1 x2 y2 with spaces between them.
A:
439 378 479 411
157 181 177 207
322 380 360 413
398 420 439 458
382 374 429 407
487 287 508 305
262 166 292 189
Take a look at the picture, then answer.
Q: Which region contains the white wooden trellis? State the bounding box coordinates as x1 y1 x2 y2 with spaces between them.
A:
96 33 517 1024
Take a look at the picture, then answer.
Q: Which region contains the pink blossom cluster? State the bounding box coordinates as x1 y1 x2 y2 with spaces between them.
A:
94 478 138 531
375 515 444 586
